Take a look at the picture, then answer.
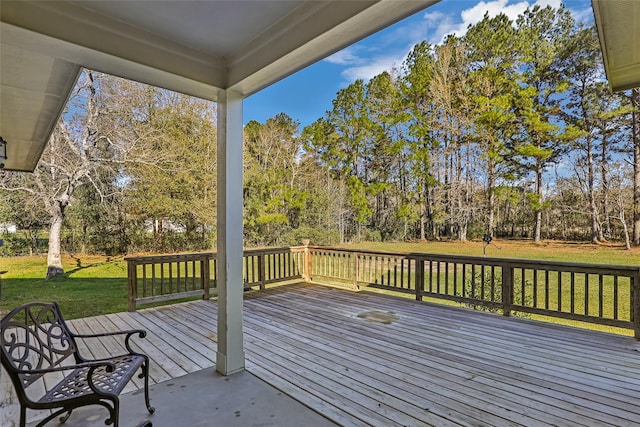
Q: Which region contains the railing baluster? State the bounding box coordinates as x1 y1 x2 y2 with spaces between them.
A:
584 273 589 316
532 269 537 309
599 275 604 318
353 253 359 290
415 256 424 301
202 254 210 300
462 263 466 298
142 265 148 298
614 276 619 320
471 264 476 300
480 264 485 301
428 260 433 293
259 251 266 289
570 271 575 314
545 270 549 310
393 258 398 289
502 265 513 317
633 270 640 339
127 260 137 312
453 262 458 296
176 261 181 293
490 266 495 302
558 271 562 312
520 268 525 308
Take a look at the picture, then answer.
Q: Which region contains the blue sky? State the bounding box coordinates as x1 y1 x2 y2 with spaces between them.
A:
243 0 594 130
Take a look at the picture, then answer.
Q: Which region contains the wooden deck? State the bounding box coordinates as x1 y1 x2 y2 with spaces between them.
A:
17 282 640 426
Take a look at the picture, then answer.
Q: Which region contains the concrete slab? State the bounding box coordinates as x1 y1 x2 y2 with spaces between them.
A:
27 368 337 427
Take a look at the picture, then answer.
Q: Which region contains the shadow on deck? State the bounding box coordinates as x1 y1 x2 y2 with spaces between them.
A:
8 282 640 426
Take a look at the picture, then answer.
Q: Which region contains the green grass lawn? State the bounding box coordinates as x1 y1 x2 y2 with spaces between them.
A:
0 254 130 319
336 239 640 265
1 241 638 323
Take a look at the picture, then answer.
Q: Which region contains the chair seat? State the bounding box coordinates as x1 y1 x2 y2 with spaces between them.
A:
39 355 145 404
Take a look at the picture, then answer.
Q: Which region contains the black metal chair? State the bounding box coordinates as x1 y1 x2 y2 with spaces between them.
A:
1 302 154 427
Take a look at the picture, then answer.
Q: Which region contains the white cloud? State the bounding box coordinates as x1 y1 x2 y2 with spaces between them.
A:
323 17 426 82
340 54 405 82
430 0 564 43
423 10 459 44
535 0 563 9
566 1 594 24
324 48 365 66
324 0 587 84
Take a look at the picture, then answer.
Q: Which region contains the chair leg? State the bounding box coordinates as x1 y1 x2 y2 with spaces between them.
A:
141 357 155 414
109 397 119 427
59 409 73 423
36 408 71 427
19 405 26 427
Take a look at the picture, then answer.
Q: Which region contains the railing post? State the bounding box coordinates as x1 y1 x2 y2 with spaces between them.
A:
502 264 513 317
127 259 137 312
414 256 424 301
202 254 211 300
353 253 360 290
259 251 266 290
633 269 640 339
302 240 311 282
212 256 217 289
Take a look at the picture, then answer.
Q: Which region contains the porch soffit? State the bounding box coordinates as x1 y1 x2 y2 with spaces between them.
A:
0 0 439 171
592 0 640 92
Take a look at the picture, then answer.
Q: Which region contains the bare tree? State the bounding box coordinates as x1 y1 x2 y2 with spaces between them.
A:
1 71 163 277
0 72 111 277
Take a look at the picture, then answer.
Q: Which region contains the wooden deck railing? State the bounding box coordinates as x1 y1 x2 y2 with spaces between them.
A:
125 247 304 311
126 245 640 338
306 247 640 338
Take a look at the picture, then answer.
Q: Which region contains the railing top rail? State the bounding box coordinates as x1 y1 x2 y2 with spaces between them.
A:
307 246 409 257
125 246 306 263
125 252 214 263
244 246 306 255
307 246 639 274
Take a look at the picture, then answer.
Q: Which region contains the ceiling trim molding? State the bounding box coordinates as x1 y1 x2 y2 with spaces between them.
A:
592 0 640 92
229 0 440 96
1 1 226 96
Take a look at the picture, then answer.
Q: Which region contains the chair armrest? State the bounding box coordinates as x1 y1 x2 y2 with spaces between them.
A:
72 329 147 355
15 360 116 375
72 329 146 339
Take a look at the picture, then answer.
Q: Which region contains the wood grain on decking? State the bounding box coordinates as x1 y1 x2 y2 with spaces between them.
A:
4 282 639 426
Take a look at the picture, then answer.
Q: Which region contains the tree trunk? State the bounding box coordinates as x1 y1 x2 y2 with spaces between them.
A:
619 201 631 250
533 163 543 243
601 135 611 239
586 135 601 243
419 183 426 241
487 158 496 237
458 221 468 242
632 88 640 246
46 207 65 279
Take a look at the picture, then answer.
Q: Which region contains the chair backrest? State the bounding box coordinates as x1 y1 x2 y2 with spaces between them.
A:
1 302 78 391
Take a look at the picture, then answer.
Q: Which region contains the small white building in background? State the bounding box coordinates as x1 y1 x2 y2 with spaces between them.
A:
0 223 16 234
143 219 187 234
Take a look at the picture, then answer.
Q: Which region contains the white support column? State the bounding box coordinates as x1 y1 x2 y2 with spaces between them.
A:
216 89 245 375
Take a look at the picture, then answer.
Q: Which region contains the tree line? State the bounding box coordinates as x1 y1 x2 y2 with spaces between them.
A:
1 5 638 276
302 6 638 248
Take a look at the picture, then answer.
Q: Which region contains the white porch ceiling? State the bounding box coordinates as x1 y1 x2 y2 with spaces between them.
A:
0 0 440 171
592 0 640 92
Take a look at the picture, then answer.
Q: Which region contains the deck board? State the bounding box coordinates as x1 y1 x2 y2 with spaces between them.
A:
240 286 634 427
5 282 640 426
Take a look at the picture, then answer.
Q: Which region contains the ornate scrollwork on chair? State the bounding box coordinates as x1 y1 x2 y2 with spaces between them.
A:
1 302 154 427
